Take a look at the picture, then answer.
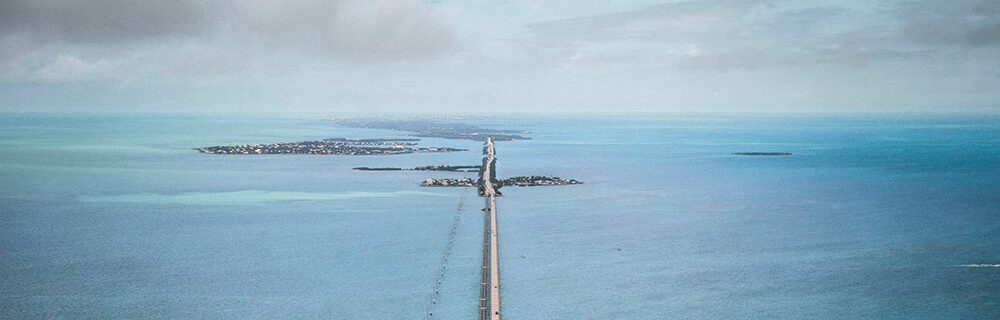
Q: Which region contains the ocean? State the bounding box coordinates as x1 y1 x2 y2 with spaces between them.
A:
1 113 998 319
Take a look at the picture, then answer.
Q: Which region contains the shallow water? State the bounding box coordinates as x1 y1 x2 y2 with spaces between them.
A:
2 114 998 319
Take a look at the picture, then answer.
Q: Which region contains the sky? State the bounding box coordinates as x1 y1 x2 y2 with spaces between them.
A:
0 0 998 114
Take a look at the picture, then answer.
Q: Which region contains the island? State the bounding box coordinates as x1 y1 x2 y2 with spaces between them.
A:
421 176 582 188
333 119 530 141
198 138 465 155
733 152 792 156
421 178 477 187
498 176 582 187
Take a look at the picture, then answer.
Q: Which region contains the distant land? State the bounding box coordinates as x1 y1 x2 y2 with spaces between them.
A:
333 119 530 141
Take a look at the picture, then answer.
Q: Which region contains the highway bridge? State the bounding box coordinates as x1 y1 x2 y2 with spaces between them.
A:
478 137 501 320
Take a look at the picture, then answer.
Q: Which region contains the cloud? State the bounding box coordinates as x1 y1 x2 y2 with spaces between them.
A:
521 1 947 71
0 1 996 112
231 0 457 59
518 1 773 73
0 0 459 83
323 0 456 59
230 0 341 50
0 0 211 44
525 0 757 44
671 47 772 71
898 0 1000 48
31 54 115 82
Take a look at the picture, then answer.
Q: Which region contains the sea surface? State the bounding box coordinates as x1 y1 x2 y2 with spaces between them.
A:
1 113 998 319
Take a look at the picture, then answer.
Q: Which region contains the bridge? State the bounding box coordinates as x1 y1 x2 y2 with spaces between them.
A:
478 137 501 320
418 136 579 319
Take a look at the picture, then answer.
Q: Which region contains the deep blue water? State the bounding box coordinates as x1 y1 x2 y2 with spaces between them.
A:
1 113 998 319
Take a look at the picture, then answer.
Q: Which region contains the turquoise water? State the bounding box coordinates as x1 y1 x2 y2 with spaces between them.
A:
1 114 998 319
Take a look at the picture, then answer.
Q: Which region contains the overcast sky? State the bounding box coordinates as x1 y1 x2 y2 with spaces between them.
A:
1 0 998 114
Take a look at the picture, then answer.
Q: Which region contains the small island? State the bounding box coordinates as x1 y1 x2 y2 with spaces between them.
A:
421 176 582 188
421 178 477 187
733 152 792 156
198 138 465 155
498 176 583 187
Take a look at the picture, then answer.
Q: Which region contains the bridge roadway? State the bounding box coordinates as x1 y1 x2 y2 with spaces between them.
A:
478 137 500 320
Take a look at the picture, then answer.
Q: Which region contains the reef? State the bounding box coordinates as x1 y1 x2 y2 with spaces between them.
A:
733 152 792 156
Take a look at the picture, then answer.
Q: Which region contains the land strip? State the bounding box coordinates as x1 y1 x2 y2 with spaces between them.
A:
198 139 464 155
333 119 530 141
